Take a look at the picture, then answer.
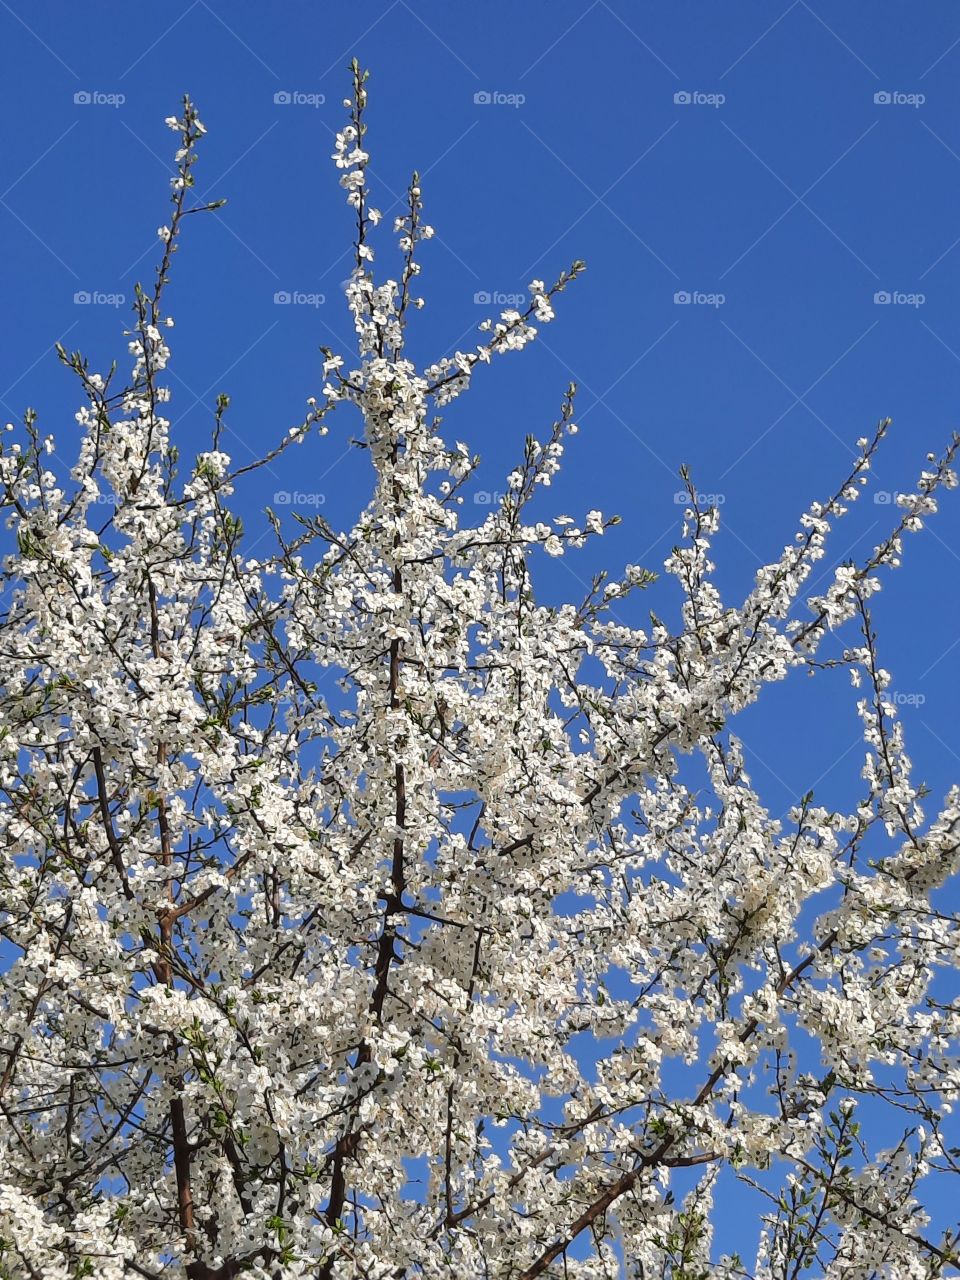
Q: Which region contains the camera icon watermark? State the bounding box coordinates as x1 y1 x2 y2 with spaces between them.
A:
874 90 925 108
473 90 526 108
674 90 725 108
274 290 326 307
674 290 725 308
474 490 508 505
274 90 325 108
873 490 907 505
74 290 125 307
674 490 726 506
74 90 125 108
873 290 925 307
473 289 527 306
274 490 326 507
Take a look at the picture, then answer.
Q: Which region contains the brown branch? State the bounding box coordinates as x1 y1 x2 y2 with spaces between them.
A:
92 747 134 900
147 575 200 1270
319 413 410 1271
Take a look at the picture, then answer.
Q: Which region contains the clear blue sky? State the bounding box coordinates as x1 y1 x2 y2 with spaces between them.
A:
2 0 957 818
2 0 959 1258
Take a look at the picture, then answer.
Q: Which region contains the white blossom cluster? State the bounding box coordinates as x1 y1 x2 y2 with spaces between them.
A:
0 71 958 1280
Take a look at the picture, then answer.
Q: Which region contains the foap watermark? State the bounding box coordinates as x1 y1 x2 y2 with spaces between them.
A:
874 290 925 307
74 290 125 308
74 90 125 108
675 490 726 506
474 290 527 306
474 90 526 108
274 290 326 307
890 690 926 707
874 90 925 108
674 290 725 308
274 90 325 108
873 490 909 505
474 490 508 505
674 90 725 108
274 490 326 507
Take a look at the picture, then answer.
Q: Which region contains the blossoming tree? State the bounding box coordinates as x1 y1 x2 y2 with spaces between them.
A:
0 64 958 1280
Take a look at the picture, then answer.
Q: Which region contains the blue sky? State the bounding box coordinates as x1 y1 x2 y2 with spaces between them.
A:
1 0 960 1260
1 1 959 823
